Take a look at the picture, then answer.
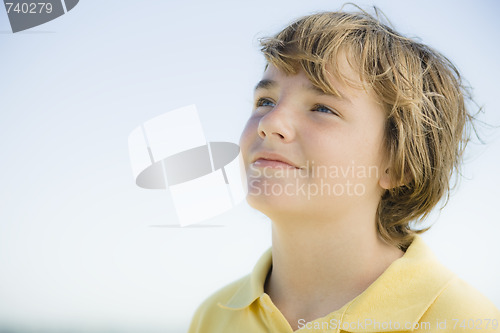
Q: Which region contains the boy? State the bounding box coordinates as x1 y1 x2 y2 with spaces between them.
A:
188 7 500 332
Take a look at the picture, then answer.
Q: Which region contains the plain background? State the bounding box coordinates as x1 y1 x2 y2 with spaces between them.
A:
0 1 499 332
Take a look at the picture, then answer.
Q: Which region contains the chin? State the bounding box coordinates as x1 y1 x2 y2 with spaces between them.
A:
246 193 304 218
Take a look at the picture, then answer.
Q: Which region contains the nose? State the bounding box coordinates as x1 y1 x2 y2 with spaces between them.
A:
257 104 295 142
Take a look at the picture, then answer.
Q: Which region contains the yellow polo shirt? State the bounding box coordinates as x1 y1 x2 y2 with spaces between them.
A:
188 236 500 332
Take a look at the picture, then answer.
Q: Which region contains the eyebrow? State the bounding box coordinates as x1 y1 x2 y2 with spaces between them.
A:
254 79 350 103
254 79 277 91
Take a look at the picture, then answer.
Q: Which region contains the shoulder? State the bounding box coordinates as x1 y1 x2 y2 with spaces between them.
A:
188 247 272 333
187 274 250 333
420 276 500 332
438 277 499 314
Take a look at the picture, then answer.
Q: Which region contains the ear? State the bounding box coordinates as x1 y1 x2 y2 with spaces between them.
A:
379 166 408 190
379 167 393 190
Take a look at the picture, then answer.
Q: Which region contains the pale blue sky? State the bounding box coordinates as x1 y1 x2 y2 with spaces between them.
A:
0 1 499 332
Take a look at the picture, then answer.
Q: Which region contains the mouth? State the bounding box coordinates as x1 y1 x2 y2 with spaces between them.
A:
251 152 301 169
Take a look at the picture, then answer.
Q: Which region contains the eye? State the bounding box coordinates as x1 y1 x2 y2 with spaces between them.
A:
256 98 276 108
312 104 337 115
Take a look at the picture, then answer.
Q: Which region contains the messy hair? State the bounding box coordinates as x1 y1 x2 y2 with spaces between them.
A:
260 7 477 250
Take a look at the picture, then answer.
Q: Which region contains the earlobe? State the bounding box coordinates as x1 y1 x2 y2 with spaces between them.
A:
379 168 393 190
379 167 408 190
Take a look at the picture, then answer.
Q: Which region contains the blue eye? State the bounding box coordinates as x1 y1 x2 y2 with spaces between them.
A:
313 104 337 115
256 98 275 108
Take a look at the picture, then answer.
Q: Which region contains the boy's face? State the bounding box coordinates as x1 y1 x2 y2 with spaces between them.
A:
239 58 392 223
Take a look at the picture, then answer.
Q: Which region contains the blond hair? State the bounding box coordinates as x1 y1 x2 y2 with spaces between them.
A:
260 7 477 250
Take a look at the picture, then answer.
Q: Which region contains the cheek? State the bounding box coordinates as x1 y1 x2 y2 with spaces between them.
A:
304 128 381 181
358 124 386 166
303 127 348 164
239 117 259 156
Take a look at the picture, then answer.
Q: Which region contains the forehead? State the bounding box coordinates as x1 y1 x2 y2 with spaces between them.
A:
258 65 320 92
261 49 367 93
257 62 363 104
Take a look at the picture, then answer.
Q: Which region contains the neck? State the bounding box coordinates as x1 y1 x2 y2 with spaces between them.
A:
264 211 404 327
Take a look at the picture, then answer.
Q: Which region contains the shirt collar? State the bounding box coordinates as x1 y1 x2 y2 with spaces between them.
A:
218 236 455 331
341 235 455 331
218 246 272 310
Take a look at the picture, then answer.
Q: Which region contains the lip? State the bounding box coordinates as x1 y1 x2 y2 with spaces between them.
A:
251 151 301 169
